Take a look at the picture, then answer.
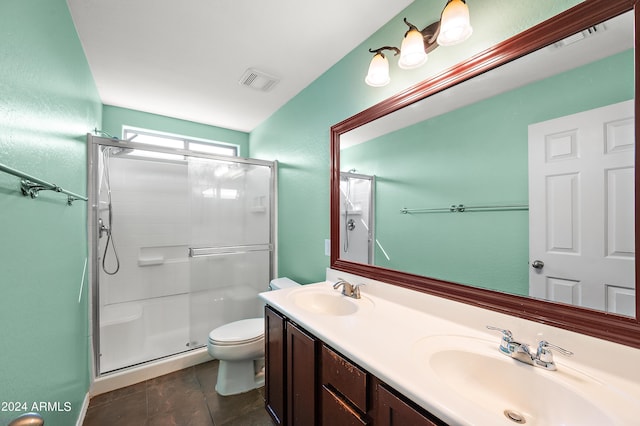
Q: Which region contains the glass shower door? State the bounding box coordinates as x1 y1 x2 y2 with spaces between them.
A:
187 157 274 348
96 146 193 373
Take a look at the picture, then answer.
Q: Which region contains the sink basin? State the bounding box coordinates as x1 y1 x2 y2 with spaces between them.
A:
287 287 373 316
411 335 636 425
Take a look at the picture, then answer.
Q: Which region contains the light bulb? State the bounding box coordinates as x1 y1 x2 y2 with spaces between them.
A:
398 28 428 69
365 53 390 87
437 0 473 46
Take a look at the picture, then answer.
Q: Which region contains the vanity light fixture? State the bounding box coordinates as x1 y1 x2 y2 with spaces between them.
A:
365 46 399 87
365 0 472 86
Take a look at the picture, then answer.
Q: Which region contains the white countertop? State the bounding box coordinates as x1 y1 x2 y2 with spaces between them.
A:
260 278 640 426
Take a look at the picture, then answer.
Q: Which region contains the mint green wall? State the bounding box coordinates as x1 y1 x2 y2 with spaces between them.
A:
250 0 584 283
0 1 101 425
102 105 249 156
341 50 634 295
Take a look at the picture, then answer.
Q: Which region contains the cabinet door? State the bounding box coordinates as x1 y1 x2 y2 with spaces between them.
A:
265 306 286 425
287 322 318 426
376 384 443 426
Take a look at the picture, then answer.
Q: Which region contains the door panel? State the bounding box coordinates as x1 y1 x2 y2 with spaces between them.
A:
529 100 635 314
287 322 318 426
265 306 286 425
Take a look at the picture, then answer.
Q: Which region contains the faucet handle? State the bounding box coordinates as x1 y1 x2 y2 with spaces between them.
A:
534 340 573 370
486 326 513 339
486 326 514 355
352 283 365 299
536 340 573 359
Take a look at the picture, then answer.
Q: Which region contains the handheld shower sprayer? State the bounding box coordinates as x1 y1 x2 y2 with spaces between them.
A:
100 146 121 275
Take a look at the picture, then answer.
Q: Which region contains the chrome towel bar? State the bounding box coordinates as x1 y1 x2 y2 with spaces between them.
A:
189 244 273 257
0 161 87 205
401 203 529 214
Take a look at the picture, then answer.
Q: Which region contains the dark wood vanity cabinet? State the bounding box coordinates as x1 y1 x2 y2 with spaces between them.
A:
265 306 318 426
265 305 443 426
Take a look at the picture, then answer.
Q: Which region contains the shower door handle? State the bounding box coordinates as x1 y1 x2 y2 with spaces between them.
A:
98 218 109 238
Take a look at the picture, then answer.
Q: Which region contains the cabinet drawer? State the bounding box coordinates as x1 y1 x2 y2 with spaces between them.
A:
376 382 445 426
321 385 369 426
321 345 368 412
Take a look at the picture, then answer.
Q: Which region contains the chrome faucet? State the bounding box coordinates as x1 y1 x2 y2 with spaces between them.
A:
487 326 573 370
333 278 364 299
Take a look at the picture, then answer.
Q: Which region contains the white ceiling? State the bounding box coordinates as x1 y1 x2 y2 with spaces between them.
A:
67 0 413 133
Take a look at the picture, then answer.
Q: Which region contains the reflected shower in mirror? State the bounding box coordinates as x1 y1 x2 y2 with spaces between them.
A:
336 8 635 318
340 171 376 264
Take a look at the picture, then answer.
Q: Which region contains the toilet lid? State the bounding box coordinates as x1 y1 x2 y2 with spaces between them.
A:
208 318 264 345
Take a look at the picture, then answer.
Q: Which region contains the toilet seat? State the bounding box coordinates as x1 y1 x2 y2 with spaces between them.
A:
208 318 264 346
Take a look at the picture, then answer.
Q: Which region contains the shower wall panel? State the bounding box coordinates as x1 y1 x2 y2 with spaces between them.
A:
100 157 190 306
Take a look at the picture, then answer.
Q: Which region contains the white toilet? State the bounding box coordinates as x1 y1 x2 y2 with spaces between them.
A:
207 277 300 396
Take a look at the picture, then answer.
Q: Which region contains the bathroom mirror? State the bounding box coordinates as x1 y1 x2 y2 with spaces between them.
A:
330 0 639 348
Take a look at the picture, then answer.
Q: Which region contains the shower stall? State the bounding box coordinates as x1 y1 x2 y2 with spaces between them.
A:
88 135 276 375
339 172 375 264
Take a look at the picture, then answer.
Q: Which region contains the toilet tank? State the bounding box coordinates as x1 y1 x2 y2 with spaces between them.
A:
269 277 300 291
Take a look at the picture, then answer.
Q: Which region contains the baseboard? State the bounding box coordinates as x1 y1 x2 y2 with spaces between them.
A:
76 392 90 426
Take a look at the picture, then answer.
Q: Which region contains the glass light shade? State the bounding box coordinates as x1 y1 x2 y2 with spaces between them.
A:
365 53 390 87
436 0 473 46
398 28 428 69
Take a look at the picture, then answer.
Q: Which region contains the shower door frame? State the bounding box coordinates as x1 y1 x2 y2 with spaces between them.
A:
87 134 278 377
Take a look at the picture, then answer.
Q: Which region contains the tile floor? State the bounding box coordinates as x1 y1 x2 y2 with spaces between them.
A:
83 360 274 426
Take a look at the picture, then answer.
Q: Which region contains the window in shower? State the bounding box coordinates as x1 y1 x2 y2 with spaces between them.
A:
121 127 239 160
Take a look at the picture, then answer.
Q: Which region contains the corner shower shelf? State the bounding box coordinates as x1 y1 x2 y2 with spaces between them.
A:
0 161 87 206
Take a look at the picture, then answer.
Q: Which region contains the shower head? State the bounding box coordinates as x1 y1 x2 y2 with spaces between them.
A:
93 128 118 139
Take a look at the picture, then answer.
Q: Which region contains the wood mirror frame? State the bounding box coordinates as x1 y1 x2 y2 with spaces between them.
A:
330 0 640 349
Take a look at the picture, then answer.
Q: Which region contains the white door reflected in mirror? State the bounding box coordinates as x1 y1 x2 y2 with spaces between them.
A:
528 100 635 316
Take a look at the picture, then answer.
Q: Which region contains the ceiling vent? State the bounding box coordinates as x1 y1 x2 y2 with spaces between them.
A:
551 24 606 49
239 68 280 92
